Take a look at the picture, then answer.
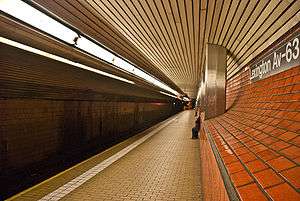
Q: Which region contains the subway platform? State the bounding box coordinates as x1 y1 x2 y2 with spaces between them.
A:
7 111 202 201
1 1 300 201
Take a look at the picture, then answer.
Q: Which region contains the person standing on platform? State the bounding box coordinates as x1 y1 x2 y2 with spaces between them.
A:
192 114 201 139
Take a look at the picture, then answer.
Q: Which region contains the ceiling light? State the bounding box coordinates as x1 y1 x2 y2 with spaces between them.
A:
76 37 180 95
0 36 135 85
114 57 135 72
76 36 115 63
0 0 78 44
183 97 190 101
0 0 180 95
159 91 177 98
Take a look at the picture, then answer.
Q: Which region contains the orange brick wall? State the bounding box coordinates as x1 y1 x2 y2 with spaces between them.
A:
205 66 300 200
226 66 300 134
203 27 300 200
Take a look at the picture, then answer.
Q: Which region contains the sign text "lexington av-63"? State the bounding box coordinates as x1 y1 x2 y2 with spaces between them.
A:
250 33 300 82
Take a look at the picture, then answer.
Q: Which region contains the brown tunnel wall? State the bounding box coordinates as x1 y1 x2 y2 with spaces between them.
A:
0 100 173 171
0 44 182 198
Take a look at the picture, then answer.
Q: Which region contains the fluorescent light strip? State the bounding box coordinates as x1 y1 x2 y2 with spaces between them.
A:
0 37 135 85
77 37 179 96
183 97 190 101
0 0 78 44
159 91 177 99
76 36 115 64
0 0 180 96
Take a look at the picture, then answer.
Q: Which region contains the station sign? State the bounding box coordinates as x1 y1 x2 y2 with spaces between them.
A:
250 32 300 82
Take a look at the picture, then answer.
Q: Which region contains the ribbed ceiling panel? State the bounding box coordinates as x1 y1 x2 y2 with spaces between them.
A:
33 0 300 97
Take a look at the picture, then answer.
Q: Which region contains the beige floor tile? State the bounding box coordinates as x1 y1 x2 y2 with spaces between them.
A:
60 111 202 200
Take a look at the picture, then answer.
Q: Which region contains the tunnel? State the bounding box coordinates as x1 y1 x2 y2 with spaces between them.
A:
0 0 300 200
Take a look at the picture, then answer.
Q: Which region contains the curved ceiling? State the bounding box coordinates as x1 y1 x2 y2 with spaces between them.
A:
33 0 300 97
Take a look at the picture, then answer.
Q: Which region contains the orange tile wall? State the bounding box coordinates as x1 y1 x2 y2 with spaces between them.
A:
204 66 300 200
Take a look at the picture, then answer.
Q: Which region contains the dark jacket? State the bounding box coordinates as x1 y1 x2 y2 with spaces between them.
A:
195 116 201 131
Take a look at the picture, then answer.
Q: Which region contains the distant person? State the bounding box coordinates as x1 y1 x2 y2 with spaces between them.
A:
192 115 201 139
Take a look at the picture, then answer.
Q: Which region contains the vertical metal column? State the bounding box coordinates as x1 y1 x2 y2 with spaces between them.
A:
203 44 227 119
199 68 206 112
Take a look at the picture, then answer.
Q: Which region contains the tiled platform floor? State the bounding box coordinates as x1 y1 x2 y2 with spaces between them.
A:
8 111 202 201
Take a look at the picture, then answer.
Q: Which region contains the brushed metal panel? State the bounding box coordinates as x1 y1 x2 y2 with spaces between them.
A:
204 44 227 119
